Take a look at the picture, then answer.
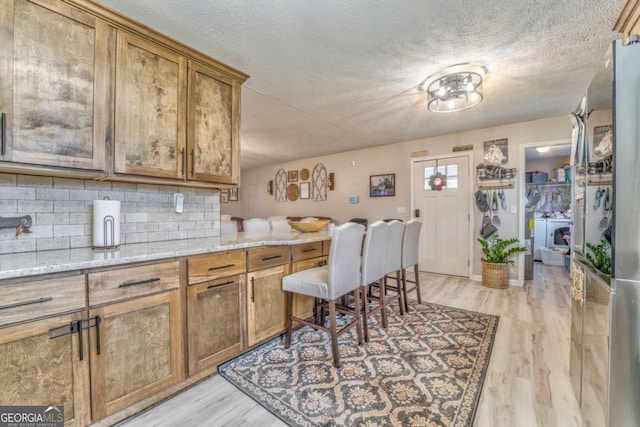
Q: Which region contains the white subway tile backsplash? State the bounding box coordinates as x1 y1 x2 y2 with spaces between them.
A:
1 173 221 254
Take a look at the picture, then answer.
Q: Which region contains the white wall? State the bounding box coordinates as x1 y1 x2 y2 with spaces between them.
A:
228 114 574 281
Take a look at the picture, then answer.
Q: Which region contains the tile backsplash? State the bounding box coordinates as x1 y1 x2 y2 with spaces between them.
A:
0 173 221 254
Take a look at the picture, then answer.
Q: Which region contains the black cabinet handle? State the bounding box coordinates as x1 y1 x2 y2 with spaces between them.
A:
207 280 235 289
1 112 6 155
119 277 160 288
302 248 318 253
190 149 195 176
251 277 255 303
0 296 52 310
208 263 235 271
180 147 185 176
94 315 101 356
262 255 282 261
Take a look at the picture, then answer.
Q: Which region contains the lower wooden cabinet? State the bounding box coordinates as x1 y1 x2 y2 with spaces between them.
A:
186 274 245 375
0 311 91 427
89 290 183 420
246 264 289 347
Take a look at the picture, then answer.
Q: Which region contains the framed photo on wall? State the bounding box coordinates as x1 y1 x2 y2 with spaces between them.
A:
220 190 228 203
229 188 238 201
370 173 395 197
288 170 298 182
300 182 310 199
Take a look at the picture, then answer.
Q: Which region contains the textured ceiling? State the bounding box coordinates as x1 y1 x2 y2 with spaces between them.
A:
97 0 624 169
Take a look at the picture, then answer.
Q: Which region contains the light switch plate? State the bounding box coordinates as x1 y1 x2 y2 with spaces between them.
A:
396 207 406 213
174 193 184 213
510 205 517 214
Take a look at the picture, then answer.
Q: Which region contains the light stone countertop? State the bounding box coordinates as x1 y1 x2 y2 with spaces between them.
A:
0 231 333 281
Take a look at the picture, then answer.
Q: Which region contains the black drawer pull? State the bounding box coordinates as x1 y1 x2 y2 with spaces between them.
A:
262 255 282 261
119 277 160 288
180 147 185 176
302 248 318 253
208 263 235 271
207 280 235 289
1 112 6 155
0 296 52 310
251 277 255 303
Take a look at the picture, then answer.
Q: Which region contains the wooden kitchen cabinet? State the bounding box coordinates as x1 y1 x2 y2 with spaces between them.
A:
0 0 112 174
246 264 289 347
114 31 187 179
89 290 183 420
87 260 182 420
0 312 92 427
615 0 640 44
187 61 241 185
186 274 245 375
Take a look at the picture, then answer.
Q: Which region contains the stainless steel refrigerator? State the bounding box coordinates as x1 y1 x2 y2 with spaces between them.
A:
609 37 640 427
570 38 640 427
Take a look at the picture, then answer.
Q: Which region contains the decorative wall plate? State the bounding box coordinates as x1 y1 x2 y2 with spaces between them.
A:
287 183 300 201
300 168 310 181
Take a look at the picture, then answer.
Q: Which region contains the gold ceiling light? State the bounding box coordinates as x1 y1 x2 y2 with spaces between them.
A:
419 64 486 113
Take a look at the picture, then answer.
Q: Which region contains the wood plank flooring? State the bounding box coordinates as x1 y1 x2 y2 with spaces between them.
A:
118 263 580 427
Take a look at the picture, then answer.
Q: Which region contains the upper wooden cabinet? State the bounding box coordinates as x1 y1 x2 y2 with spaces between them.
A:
0 0 112 174
615 0 640 44
0 0 247 186
187 61 240 184
114 32 187 179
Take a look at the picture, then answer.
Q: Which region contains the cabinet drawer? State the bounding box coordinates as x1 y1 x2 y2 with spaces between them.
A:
88 261 179 306
247 246 290 272
188 250 246 285
0 275 86 327
292 242 323 262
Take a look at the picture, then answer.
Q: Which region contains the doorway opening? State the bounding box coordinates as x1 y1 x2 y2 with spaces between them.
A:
522 142 572 281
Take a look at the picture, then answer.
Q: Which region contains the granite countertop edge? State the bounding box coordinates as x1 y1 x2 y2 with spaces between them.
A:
0 231 333 281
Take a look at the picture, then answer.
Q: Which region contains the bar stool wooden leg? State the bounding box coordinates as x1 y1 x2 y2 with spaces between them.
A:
352 288 364 346
285 291 294 348
329 300 340 367
401 269 410 313
414 264 422 304
361 286 370 342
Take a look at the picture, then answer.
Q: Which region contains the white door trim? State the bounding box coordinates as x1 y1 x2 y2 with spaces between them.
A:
517 138 572 285
411 152 473 278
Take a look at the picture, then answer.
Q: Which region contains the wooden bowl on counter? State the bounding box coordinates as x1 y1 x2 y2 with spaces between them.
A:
288 219 331 233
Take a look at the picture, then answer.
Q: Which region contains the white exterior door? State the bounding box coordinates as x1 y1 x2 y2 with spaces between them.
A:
413 156 470 276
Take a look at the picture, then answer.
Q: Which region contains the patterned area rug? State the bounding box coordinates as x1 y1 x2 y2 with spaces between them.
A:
219 301 499 426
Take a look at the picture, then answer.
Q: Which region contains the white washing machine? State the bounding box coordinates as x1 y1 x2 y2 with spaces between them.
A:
547 219 571 249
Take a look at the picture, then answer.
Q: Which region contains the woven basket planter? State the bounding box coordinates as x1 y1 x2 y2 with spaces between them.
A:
481 259 508 289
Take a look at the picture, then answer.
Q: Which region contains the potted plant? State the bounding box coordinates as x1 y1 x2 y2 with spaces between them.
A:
478 234 526 289
586 239 612 277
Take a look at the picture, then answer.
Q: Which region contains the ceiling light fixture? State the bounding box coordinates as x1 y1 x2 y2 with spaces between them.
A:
536 146 551 153
419 64 486 113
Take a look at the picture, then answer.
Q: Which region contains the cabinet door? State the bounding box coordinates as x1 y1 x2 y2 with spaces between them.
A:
290 257 327 320
0 312 91 427
114 31 186 179
246 264 288 347
186 274 244 375
0 0 111 171
89 291 183 420
187 61 240 184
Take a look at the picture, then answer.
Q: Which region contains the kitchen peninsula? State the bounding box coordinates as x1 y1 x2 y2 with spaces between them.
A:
0 230 332 427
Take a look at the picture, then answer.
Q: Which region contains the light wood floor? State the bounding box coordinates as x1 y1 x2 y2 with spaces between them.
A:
118 263 580 427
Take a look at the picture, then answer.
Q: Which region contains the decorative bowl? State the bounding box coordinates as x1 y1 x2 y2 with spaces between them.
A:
288 219 331 233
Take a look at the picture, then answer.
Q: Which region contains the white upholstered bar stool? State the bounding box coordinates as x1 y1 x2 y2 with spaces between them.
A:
282 222 365 367
360 220 390 342
383 220 405 315
401 219 423 312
